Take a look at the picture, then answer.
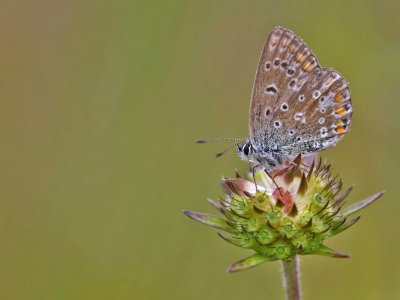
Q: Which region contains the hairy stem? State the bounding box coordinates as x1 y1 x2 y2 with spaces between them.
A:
281 256 302 300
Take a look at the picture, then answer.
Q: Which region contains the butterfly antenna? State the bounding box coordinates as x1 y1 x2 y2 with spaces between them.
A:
195 138 243 143
215 142 242 158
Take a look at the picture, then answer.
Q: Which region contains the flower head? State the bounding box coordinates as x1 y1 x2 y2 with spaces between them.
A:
184 155 383 272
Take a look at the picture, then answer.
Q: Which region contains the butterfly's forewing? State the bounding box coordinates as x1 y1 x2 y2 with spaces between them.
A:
249 27 321 144
249 26 352 155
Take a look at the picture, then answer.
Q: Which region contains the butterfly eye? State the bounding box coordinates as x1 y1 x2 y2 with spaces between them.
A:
243 143 251 156
280 103 289 112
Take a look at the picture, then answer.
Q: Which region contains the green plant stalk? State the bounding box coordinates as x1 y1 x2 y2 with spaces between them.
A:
281 256 301 300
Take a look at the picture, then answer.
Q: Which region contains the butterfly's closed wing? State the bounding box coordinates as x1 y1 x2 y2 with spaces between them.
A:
249 26 352 157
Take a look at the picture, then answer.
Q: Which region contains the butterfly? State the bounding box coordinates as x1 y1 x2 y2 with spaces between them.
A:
198 26 352 171
235 26 352 171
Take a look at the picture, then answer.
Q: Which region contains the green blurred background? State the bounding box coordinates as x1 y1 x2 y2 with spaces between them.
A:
0 0 398 299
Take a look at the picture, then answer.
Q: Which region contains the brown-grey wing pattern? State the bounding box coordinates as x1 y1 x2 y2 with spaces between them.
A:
280 68 352 155
249 26 321 146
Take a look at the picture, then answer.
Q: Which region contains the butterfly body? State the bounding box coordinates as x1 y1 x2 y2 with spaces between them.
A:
237 139 279 170
238 26 352 170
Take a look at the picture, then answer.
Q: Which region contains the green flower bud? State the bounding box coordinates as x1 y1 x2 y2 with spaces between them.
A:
255 228 275 245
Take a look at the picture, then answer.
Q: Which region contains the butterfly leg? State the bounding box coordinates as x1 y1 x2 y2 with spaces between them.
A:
264 169 283 198
251 164 259 192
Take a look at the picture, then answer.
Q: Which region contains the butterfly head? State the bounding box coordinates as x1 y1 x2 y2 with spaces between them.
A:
237 139 282 170
237 140 254 162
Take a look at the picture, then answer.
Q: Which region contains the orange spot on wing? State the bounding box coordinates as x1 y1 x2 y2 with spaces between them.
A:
335 107 347 116
296 53 306 63
335 125 347 134
335 94 344 102
302 61 313 72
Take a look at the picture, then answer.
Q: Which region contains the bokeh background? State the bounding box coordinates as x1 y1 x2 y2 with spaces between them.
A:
0 0 398 299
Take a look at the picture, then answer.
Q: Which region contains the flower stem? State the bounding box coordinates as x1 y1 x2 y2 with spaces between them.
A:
281 256 302 300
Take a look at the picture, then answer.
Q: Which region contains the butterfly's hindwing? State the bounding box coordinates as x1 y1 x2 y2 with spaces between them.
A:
281 69 352 155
